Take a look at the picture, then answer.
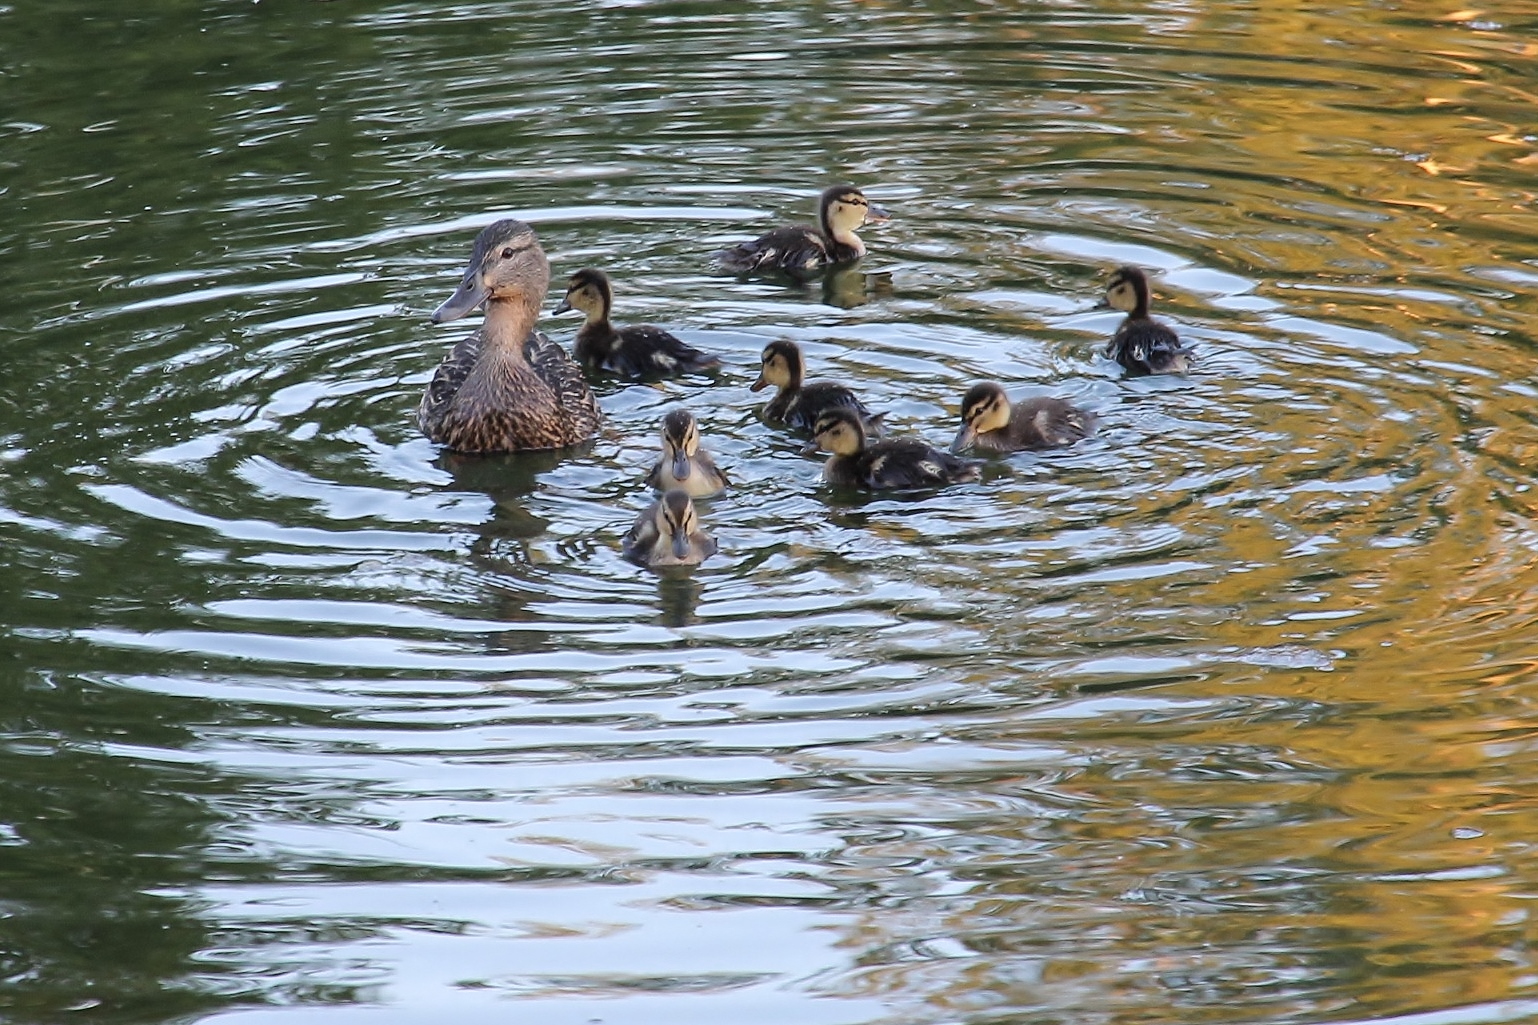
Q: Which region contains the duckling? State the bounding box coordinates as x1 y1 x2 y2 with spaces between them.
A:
802 407 979 489
717 184 890 276
644 409 730 498
552 268 720 379
750 339 883 435
623 489 718 567
951 381 1095 454
418 219 602 453
1101 265 1192 375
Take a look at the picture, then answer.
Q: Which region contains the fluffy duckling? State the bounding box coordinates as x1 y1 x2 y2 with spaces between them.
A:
1101 265 1192 375
717 184 890 275
644 409 730 498
418 220 602 453
751 339 883 435
623 489 718 567
553 268 720 379
803 407 979 489
952 382 1095 454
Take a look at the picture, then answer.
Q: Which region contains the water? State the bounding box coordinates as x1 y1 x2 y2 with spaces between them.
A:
5 2 1538 1023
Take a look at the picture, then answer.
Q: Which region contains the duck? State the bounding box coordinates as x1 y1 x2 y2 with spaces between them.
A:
716 184 890 276
644 408 729 498
418 219 602 453
623 489 718 567
750 339 883 435
1101 265 1192 375
552 267 720 379
802 407 979 489
951 381 1095 454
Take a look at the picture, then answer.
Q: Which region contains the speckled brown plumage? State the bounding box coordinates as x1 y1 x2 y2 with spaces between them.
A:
417 219 601 453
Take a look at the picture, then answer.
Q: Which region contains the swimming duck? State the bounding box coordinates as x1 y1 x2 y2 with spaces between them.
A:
552 267 720 379
623 489 718 567
951 381 1095 454
418 219 602 453
802 407 979 489
1101 265 1192 375
716 184 890 276
644 408 730 498
751 339 883 435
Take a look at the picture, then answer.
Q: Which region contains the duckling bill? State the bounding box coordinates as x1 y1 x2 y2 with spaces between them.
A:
644 408 729 498
553 267 720 379
417 219 602 453
803 407 978 489
717 184 889 276
952 381 1095 454
1101 265 1191 375
623 489 717 567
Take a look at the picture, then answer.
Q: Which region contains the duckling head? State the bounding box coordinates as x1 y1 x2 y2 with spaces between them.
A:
657 489 701 562
802 407 867 457
433 219 549 324
952 381 1011 453
750 339 804 392
552 267 613 321
819 185 890 252
1102 265 1151 316
660 408 700 481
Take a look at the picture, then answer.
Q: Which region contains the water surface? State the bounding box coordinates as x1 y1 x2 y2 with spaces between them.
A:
5 3 1538 1024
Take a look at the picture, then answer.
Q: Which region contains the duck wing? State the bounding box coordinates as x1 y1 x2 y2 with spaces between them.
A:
417 329 482 438
716 225 830 274
526 329 603 442
612 325 722 378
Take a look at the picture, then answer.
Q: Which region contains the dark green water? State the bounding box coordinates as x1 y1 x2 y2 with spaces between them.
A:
6 2 1538 1023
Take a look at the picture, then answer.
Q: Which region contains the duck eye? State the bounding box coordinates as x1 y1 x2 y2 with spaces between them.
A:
501 246 514 259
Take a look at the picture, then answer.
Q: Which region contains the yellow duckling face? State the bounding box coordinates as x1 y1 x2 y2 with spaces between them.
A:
660 409 700 480
553 268 612 321
823 187 889 233
1103 265 1149 315
805 408 866 457
657 489 702 561
952 382 1011 452
750 340 801 392
433 220 548 324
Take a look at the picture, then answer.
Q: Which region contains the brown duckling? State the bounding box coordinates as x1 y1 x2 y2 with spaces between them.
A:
623 489 717 567
802 407 979 490
952 382 1095 454
418 220 602 453
644 409 730 499
1101 265 1192 375
553 268 720 379
716 184 890 276
750 339 883 435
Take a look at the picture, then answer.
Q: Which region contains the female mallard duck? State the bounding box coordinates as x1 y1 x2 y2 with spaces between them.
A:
644 409 729 498
418 219 602 452
952 381 1095 454
623 489 718 567
802 407 979 489
717 184 890 275
552 267 720 379
751 339 883 435
1101 265 1192 375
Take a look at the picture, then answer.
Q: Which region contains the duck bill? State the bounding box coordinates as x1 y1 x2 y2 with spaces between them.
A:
864 202 892 225
432 271 490 324
552 297 573 316
671 449 691 481
671 529 691 561
799 438 823 456
749 374 769 393
950 423 976 455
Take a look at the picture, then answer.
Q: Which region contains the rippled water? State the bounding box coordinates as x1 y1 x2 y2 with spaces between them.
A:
7 2 1538 1023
